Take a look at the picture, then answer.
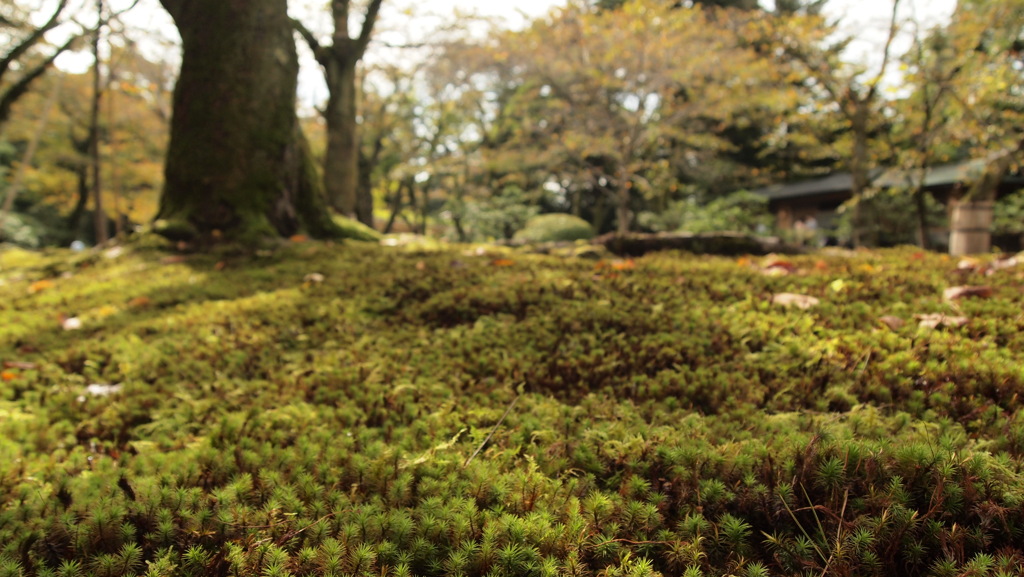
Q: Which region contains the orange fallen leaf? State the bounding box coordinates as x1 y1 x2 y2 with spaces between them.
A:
491 259 515 267
214 261 227 271
736 257 752 267
1 370 17 382
943 285 993 301
161 255 189 264
289 234 309 243
814 260 829 271
415 261 427 271
763 258 796 272
610 259 636 271
28 279 55 294
128 296 152 308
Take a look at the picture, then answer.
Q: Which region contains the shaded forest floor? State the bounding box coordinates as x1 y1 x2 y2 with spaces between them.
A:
2 237 1024 577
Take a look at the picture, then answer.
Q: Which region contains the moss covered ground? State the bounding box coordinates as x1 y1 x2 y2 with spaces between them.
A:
2 239 1024 577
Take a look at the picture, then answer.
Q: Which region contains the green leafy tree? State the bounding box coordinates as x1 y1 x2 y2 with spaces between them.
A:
752 0 905 247
480 0 762 234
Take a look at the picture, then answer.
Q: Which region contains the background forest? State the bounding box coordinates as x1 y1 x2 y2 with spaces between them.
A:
1 0 1023 248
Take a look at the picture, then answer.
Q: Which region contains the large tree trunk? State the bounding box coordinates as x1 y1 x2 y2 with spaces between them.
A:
157 0 340 242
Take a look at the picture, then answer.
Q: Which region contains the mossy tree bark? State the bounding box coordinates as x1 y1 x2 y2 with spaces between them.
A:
157 0 341 242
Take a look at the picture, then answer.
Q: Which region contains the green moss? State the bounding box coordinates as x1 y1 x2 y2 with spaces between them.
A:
331 214 383 241
152 218 199 242
1 245 1024 576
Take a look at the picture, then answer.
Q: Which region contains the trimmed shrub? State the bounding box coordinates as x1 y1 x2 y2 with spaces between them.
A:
513 213 594 243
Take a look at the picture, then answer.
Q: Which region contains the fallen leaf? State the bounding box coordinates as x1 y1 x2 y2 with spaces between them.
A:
991 255 1018 271
736 257 752 267
829 279 848 293
491 259 515 267
814 260 829 271
916 314 968 329
762 257 796 275
28 279 55 294
161 255 189 265
957 257 981 271
763 257 796 271
878 316 906 330
772 293 820 309
214 261 227 271
304 273 325 284
2 361 36 370
290 234 309 243
609 259 636 271
61 316 83 331
1 370 16 382
415 261 427 271
85 383 123 396
96 305 118 318
127 296 152 308
943 285 994 301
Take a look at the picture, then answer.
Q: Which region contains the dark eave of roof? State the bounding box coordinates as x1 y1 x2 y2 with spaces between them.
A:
754 158 1024 202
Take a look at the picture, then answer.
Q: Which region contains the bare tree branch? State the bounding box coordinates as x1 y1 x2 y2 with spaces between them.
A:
354 0 384 58
0 34 78 126
292 17 328 66
865 0 902 102
0 0 70 84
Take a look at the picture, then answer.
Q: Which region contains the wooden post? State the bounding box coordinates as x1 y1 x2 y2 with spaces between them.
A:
949 198 994 256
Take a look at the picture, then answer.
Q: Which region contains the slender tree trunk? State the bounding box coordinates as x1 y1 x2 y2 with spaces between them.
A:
355 124 381 227
383 180 406 234
612 165 634 235
847 108 871 248
66 133 91 237
324 56 360 219
157 0 341 242
913 188 930 250
91 0 108 245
